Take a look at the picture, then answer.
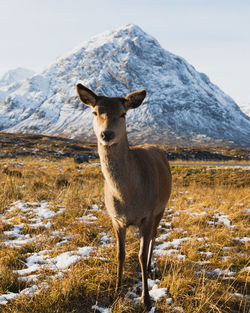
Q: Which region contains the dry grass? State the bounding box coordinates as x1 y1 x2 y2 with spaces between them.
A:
0 154 249 313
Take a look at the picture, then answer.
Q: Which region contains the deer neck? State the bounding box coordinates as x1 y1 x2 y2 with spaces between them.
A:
98 136 131 193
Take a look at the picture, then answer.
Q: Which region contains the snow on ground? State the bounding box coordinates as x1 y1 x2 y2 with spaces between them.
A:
0 201 96 305
92 305 112 313
207 212 237 228
2 201 65 247
76 213 98 223
0 199 249 308
13 246 95 277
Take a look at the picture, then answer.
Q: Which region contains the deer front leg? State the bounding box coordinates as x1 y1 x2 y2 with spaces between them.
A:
112 222 126 292
147 211 164 274
139 217 153 308
147 238 155 275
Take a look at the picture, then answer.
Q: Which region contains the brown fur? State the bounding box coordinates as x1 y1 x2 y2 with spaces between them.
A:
76 84 172 308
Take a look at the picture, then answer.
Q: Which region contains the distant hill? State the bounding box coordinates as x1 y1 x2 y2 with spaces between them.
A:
0 67 35 102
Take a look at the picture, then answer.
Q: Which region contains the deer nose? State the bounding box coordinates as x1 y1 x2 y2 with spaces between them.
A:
101 131 115 142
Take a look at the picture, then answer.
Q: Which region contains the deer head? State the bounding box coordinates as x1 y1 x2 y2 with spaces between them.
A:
76 84 146 146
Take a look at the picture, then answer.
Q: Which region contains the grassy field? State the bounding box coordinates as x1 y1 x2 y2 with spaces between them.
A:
0 154 249 312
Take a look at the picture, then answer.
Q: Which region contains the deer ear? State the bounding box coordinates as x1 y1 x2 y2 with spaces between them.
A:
76 84 97 107
124 89 146 110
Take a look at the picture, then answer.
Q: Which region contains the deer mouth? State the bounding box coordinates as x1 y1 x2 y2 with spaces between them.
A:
100 138 117 147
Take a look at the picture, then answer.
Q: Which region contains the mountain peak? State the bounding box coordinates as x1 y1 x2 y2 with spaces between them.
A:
95 23 147 39
60 23 155 64
109 23 147 37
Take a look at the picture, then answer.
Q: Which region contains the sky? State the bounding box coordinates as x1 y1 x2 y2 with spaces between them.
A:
0 0 249 106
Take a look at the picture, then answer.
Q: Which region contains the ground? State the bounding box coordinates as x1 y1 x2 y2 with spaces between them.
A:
0 137 249 312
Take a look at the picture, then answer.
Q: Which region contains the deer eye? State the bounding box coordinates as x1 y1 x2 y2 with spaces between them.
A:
120 112 126 118
93 111 97 116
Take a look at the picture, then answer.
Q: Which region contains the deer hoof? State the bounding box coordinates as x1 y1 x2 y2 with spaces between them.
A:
141 295 151 309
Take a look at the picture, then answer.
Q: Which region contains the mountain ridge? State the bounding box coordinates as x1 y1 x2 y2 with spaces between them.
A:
0 24 249 146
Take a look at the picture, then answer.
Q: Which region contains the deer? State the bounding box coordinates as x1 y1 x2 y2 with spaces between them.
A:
76 83 172 308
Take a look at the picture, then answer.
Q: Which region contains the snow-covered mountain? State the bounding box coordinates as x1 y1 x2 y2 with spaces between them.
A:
0 24 249 146
0 67 35 102
239 103 250 118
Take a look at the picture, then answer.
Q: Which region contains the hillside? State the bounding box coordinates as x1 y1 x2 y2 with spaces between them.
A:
0 132 249 162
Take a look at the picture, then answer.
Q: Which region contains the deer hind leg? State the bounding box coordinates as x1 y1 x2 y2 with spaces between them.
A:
112 221 126 292
147 211 164 274
139 216 153 308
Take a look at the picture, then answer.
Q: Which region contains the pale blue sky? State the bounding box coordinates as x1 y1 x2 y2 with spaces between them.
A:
0 0 249 105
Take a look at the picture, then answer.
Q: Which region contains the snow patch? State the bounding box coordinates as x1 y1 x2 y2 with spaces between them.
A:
92 305 112 313
15 247 95 276
2 201 65 247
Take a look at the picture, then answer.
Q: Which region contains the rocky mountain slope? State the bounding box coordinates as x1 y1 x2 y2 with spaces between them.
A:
0 24 249 146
